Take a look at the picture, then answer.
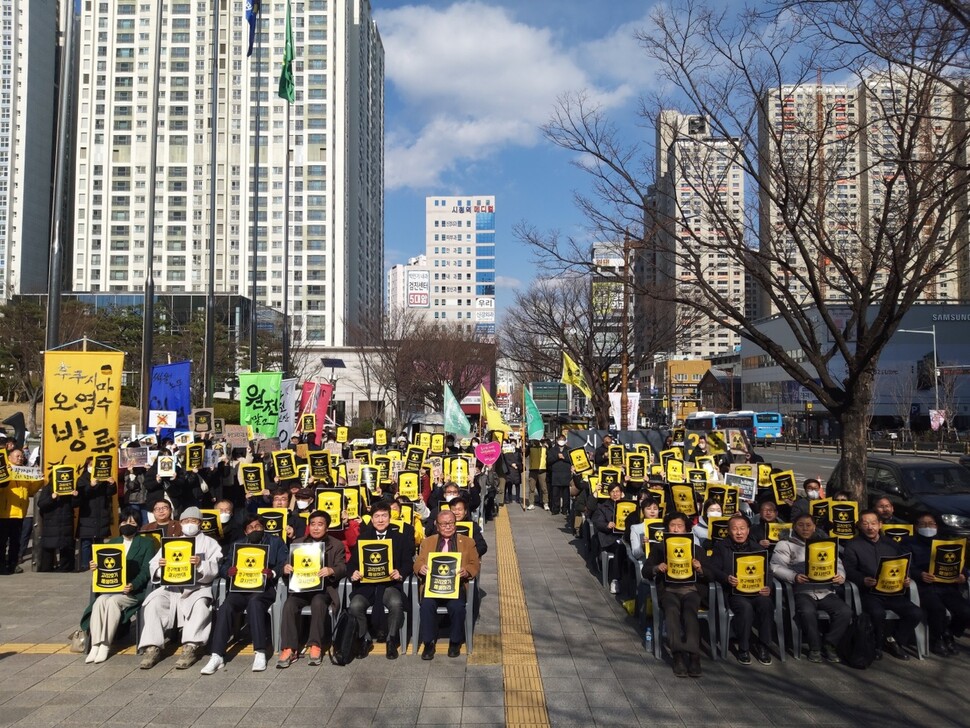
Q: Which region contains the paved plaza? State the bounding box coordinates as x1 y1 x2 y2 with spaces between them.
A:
2 506 970 727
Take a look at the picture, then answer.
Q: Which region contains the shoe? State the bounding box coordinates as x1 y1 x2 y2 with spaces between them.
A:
672 652 688 677
421 642 436 661
807 650 823 663
139 646 161 670
736 650 751 665
358 638 373 658
373 630 388 643
687 654 702 677
386 638 399 660
944 633 959 656
174 643 198 670
609 580 619 594
755 643 772 666
85 645 99 664
93 644 110 664
884 639 909 661
252 651 267 672
526 505 535 511
543 504 550 511
931 638 948 657
823 643 841 663
307 645 323 666
276 648 296 669
200 654 224 675
447 642 461 658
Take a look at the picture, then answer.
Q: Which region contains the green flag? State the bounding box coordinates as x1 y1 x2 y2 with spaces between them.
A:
278 0 294 102
443 384 472 437
524 388 544 440
239 372 283 437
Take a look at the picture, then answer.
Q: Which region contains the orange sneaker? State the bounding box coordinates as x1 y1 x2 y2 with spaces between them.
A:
307 645 323 666
276 648 296 669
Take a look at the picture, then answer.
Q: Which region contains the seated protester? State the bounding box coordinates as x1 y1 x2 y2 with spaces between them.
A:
138 507 223 670
76 460 118 569
391 497 426 548
842 509 924 660
872 496 906 526
140 499 182 539
36 475 78 573
277 511 347 668
213 499 243 549
201 514 288 674
770 513 850 663
591 482 629 594
751 498 782 554
348 502 414 659
692 498 722 551
429 480 481 516
628 497 662 562
429 496 486 558
907 512 970 656
415 509 481 660
80 507 155 664
287 488 316 540
642 511 709 677
568 473 596 537
707 513 775 666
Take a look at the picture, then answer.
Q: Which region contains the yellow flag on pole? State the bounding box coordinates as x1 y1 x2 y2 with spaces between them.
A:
561 351 592 398
480 385 511 433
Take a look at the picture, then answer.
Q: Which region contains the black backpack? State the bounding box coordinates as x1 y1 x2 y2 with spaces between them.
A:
839 612 877 669
329 611 359 666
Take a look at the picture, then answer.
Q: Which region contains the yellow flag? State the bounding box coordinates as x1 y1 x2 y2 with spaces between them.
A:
480 385 510 433
561 351 592 398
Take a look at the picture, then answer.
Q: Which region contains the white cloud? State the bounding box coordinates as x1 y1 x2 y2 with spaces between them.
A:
378 2 648 190
495 275 523 290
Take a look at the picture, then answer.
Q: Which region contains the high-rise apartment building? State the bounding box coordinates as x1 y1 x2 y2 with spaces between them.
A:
70 0 383 347
0 1 56 300
652 110 745 359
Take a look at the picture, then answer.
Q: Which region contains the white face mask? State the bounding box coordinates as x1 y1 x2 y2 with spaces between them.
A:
218 512 232 524
918 527 938 538
806 490 820 500
444 494 457 502
181 523 200 537
707 509 722 519
297 500 310 510
557 439 566 446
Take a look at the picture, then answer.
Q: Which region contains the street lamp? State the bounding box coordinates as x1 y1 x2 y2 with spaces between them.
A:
897 325 939 418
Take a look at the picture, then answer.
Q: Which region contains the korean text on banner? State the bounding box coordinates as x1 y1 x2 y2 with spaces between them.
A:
276 378 297 444
240 372 283 438
43 351 124 482
148 361 191 434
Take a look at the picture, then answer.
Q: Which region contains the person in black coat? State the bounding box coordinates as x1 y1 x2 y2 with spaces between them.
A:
593 434 613 468
76 463 118 569
707 513 775 666
500 447 523 505
37 477 79 572
591 482 629 594
547 435 573 515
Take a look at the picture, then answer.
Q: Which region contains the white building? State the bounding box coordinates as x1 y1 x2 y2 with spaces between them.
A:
70 0 383 347
0 1 56 299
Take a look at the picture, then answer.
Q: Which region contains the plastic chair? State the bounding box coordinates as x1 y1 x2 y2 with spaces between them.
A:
212 576 282 655
714 580 785 661
646 579 719 661
846 581 927 659
411 576 476 656
339 576 411 654
625 544 648 624
782 580 843 660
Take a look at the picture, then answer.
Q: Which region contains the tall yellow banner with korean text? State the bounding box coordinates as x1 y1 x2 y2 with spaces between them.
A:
43 351 124 482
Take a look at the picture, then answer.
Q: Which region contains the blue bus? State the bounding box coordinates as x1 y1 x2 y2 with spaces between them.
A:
684 410 783 447
751 411 783 444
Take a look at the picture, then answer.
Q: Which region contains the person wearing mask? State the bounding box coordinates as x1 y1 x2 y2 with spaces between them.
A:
692 498 722 551
80 507 154 663
842 510 924 660
213 499 242 548
642 511 709 677
688 436 709 463
287 488 316 540
708 513 775 666
36 471 79 572
276 511 347 670
137 507 222 670
347 502 414 659
547 435 573 516
76 458 118 569
200 514 288 674
907 512 970 656
770 513 850 662
591 482 630 594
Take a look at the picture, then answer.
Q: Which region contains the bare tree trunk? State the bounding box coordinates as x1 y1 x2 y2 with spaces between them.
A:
28 387 42 434
838 369 876 504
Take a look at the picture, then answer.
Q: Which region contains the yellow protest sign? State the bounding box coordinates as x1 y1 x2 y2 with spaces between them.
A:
374 429 388 447
930 539 965 583
766 522 790 542
342 487 360 520
160 537 195 586
881 524 913 544
733 551 767 594
670 484 696 517
272 451 298 480
431 433 446 453
289 542 324 592
613 500 638 533
300 413 317 435
241 463 265 495
771 470 797 502
358 539 393 583
451 458 470 488
806 539 838 583
53 465 77 495
424 552 462 599
417 432 432 450
43 351 124 482
599 466 622 487
405 445 427 472
875 554 910 596
199 509 223 538
626 453 646 481
708 516 731 543
398 471 420 501
828 501 858 539
569 447 593 475
230 543 268 592
664 534 695 583
257 508 288 541
92 544 126 593
665 458 685 484
316 489 344 527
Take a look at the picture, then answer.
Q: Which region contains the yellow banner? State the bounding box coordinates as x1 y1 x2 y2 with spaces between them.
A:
43 351 124 482
358 539 393 583
289 542 324 592
257 508 288 541
424 551 462 599
92 544 126 593
231 544 268 592
670 484 697 517
806 539 838 583
160 537 195 586
664 534 695 582
930 539 965 583
875 554 910 595
481 385 511 433
734 552 766 594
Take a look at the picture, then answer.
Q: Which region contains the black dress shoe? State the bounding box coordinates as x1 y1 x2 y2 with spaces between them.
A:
672 652 688 677
421 642 435 661
373 631 388 643
687 654 702 677
358 638 373 658
884 640 909 660
931 639 949 657
447 642 461 658
386 639 399 660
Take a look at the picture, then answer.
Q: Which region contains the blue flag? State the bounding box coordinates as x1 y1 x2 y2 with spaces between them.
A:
149 361 192 439
246 0 261 57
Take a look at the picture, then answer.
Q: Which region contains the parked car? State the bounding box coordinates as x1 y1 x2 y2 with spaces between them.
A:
828 456 970 538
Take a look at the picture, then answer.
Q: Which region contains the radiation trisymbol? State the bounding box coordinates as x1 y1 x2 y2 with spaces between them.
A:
172 551 183 562
889 567 899 577
301 557 313 568
655 532 664 542
369 552 382 563
944 552 957 562
103 557 116 569
745 564 757 575
674 547 685 558
817 552 828 561
245 556 256 567
837 511 849 521
266 520 278 531
437 564 450 575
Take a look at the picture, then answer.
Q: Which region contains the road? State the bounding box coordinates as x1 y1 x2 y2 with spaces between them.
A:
755 445 839 489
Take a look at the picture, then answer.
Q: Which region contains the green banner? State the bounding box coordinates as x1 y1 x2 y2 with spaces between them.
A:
443 383 472 437
240 372 283 438
524 388 544 440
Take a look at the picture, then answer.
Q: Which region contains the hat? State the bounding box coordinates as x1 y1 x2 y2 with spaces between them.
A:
296 488 314 500
180 507 203 521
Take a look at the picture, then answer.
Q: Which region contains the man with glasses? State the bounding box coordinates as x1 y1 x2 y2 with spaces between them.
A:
140 500 182 538
415 511 480 660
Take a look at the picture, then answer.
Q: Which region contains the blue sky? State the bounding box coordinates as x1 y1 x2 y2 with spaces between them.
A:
375 0 666 312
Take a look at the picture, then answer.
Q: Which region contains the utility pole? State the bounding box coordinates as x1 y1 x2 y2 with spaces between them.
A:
620 232 631 431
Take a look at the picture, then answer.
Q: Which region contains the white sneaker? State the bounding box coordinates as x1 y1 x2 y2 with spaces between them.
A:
610 580 619 594
526 505 535 511
200 654 224 675
543 504 550 511
252 651 267 672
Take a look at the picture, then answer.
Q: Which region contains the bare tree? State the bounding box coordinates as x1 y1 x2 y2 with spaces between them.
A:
887 368 918 441
525 0 970 502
